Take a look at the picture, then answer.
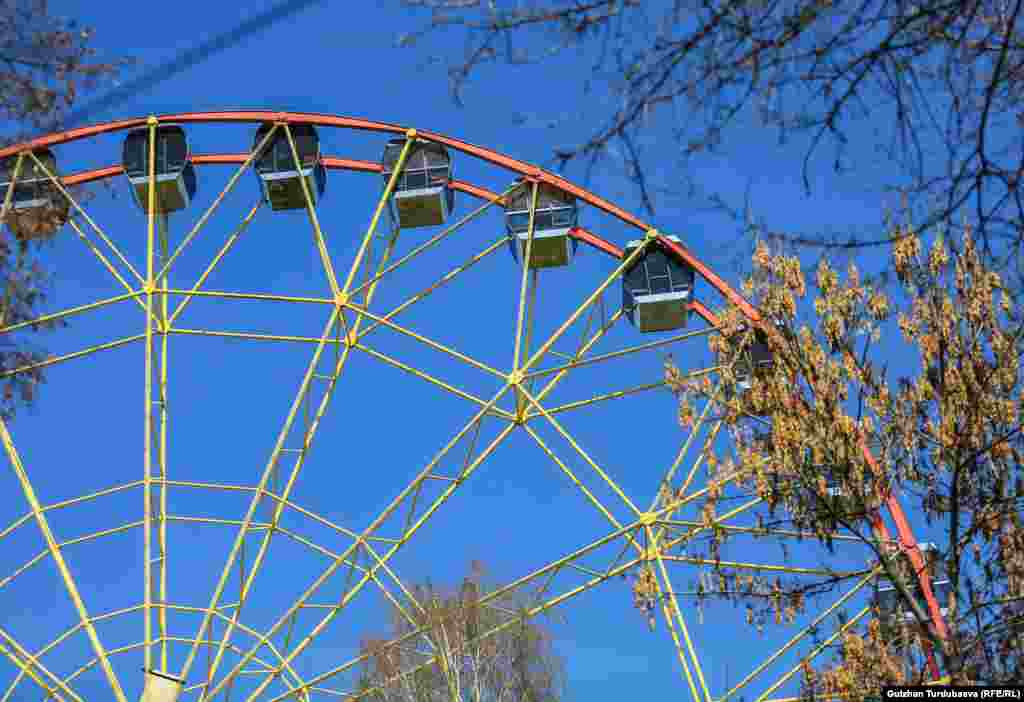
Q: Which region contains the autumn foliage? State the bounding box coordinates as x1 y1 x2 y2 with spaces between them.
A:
0 0 126 419
666 228 1023 694
0 0 126 140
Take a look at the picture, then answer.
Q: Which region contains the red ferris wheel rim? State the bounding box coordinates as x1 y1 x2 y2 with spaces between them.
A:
0 110 756 323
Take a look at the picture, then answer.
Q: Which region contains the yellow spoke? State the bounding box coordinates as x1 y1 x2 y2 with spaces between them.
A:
171 288 333 306
28 150 145 286
155 126 279 282
528 309 623 411
168 328 343 345
669 414 723 505
519 267 540 402
662 521 868 544
524 324 719 381
521 424 644 556
519 235 651 376
659 555 866 578
283 123 340 297
347 182 524 300
515 268 540 415
0 334 145 378
341 130 414 296
354 237 507 344
202 222 404 690
344 302 507 381
651 398 723 546
649 561 703 702
0 291 139 335
647 412 717 520
355 342 515 420
64 215 147 312
167 200 263 326
524 379 667 418
0 626 81 702
723 570 878 702
754 606 871 702
0 420 128 702
648 525 711 702
518 383 642 518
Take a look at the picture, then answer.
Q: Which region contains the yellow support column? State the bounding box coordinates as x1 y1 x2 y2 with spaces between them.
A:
648 526 712 702
143 115 159 677
200 197 405 692
177 307 342 688
157 211 171 674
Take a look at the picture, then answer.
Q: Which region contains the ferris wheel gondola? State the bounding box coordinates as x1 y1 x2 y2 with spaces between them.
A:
252 122 326 212
122 124 197 214
0 148 70 240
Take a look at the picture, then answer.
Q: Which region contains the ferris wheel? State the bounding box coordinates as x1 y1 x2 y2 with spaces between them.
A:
0 111 948 702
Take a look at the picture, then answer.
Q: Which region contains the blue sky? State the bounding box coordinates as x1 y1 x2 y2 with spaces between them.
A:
0 2 944 701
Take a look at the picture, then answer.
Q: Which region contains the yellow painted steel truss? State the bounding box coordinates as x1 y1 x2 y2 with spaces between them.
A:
0 117 897 702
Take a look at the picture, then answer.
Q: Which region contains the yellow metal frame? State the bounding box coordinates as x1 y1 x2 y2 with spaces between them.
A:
0 418 129 702
0 124 890 702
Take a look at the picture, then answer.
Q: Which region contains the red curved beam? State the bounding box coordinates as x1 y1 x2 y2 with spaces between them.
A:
569 226 621 258
63 165 123 187
0 111 749 313
0 117 149 159
322 156 382 174
689 299 719 327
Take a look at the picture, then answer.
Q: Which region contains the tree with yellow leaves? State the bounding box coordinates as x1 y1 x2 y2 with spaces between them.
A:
666 226 1023 695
